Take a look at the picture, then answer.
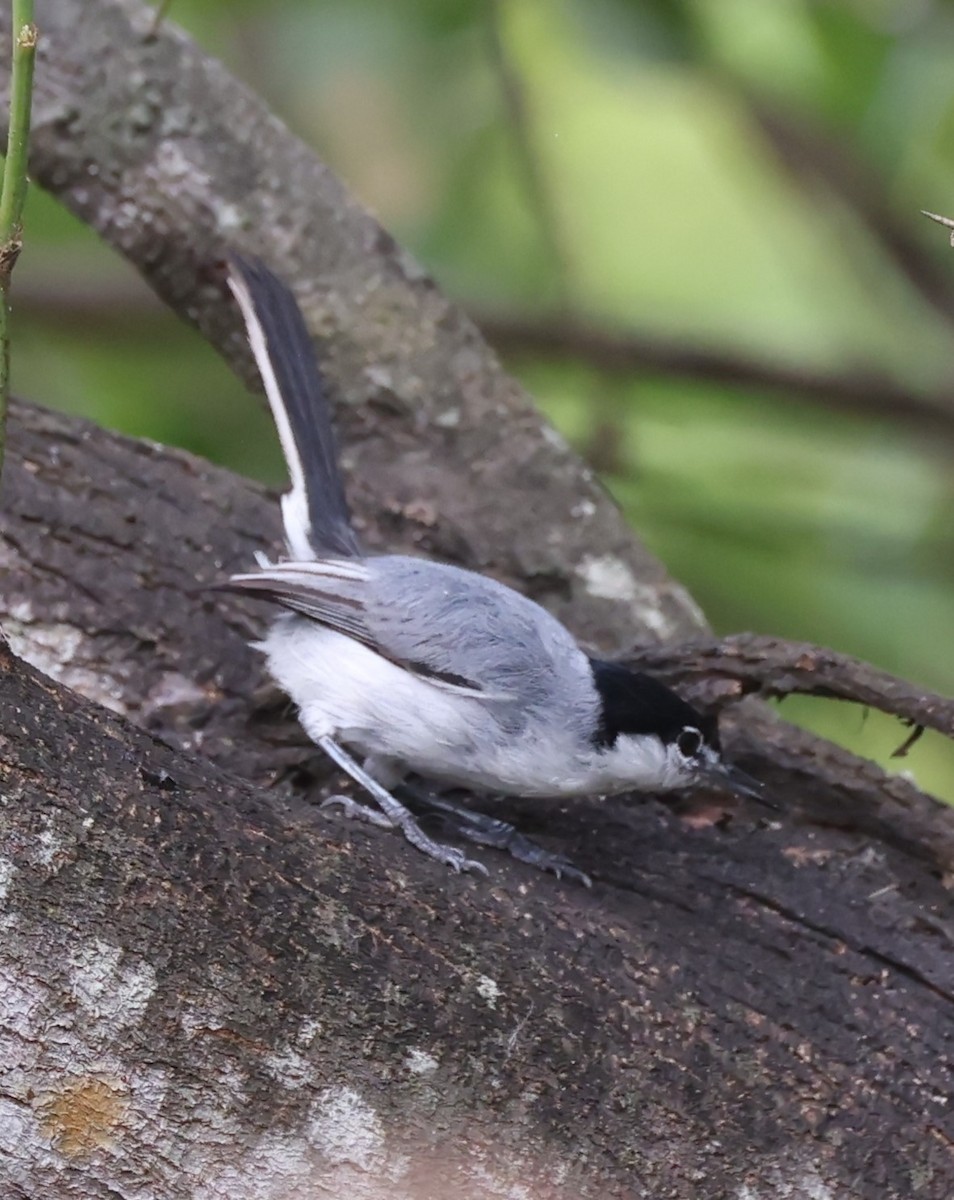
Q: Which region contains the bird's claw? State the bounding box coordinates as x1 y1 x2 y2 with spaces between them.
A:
439 846 489 876
320 793 394 829
322 793 488 875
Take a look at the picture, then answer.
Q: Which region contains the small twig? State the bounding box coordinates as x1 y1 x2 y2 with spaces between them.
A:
147 0 174 42
922 209 954 248
476 310 954 440
892 722 925 760
624 633 954 743
0 0 36 482
744 95 954 327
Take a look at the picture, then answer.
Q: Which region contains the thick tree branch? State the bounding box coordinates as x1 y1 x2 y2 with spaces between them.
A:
3 397 953 879
3 537 954 1195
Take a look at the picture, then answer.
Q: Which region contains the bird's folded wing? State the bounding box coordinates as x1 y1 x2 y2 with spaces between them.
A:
224 560 500 697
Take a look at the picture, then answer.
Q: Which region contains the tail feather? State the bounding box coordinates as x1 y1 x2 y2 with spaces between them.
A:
227 255 361 560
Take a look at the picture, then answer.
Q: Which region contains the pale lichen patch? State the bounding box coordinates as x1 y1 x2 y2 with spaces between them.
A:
736 1165 835 1199
475 975 501 1008
468 1146 576 1200
404 1047 439 1075
2 618 130 715
799 1170 834 1200
141 671 208 719
307 1086 386 1172
576 554 639 604
262 1043 315 1090
575 554 687 637
0 858 15 903
0 968 48 1039
294 1016 323 1047
32 817 75 871
68 939 157 1028
0 1097 40 1161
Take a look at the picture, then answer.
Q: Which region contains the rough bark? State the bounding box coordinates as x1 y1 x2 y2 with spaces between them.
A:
7 611 954 1200
2 401 954 1198
0 1 952 1197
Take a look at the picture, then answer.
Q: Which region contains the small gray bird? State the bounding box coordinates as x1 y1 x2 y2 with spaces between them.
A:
223 257 762 879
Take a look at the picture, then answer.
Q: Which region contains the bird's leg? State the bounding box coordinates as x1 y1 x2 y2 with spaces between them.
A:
395 780 592 888
316 736 488 875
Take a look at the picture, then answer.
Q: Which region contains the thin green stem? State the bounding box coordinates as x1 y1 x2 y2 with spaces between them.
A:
0 0 37 482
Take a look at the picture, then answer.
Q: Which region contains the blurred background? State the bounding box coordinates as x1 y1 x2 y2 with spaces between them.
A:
11 0 954 798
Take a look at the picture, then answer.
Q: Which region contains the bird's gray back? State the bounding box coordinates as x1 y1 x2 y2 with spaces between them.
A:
364 556 598 730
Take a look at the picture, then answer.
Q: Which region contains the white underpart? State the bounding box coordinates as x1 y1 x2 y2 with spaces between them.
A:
260 620 483 763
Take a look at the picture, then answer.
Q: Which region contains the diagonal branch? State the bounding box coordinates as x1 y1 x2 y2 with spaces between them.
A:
0 0 708 655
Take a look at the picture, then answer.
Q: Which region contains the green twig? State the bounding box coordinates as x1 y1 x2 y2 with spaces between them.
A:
148 0 174 42
0 0 37 483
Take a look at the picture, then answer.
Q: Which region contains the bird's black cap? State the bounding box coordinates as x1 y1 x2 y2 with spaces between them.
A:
589 659 717 750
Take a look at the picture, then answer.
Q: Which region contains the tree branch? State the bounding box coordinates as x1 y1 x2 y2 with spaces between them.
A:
743 92 954 330
3 500 954 1194
476 311 954 440
485 0 573 310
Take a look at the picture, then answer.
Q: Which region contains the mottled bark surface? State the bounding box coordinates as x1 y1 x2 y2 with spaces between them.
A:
0 0 952 1196
3 400 954 1199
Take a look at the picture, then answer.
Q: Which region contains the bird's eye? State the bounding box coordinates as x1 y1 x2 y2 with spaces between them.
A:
677 727 703 758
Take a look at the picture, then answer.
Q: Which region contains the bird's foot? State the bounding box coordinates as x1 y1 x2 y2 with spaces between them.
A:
321 792 488 876
321 793 394 829
398 786 591 887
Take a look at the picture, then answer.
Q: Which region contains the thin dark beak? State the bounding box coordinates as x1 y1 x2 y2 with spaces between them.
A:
699 761 780 812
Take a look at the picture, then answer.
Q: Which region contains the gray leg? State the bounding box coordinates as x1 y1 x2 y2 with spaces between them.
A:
396 783 592 888
317 736 488 876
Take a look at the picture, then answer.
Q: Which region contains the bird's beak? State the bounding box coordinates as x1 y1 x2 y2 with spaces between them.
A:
699 760 779 811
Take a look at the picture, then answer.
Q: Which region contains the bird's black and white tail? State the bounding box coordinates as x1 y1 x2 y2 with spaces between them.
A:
227 255 361 561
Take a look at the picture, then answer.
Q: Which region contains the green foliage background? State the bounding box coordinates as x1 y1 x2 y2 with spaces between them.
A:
11 0 954 798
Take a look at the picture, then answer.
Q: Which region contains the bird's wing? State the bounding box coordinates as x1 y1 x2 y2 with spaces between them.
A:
227 560 369 637
224 558 510 699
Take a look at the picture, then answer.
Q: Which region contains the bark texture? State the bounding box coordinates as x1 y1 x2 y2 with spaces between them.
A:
3 402 954 1199
0 1 952 1197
